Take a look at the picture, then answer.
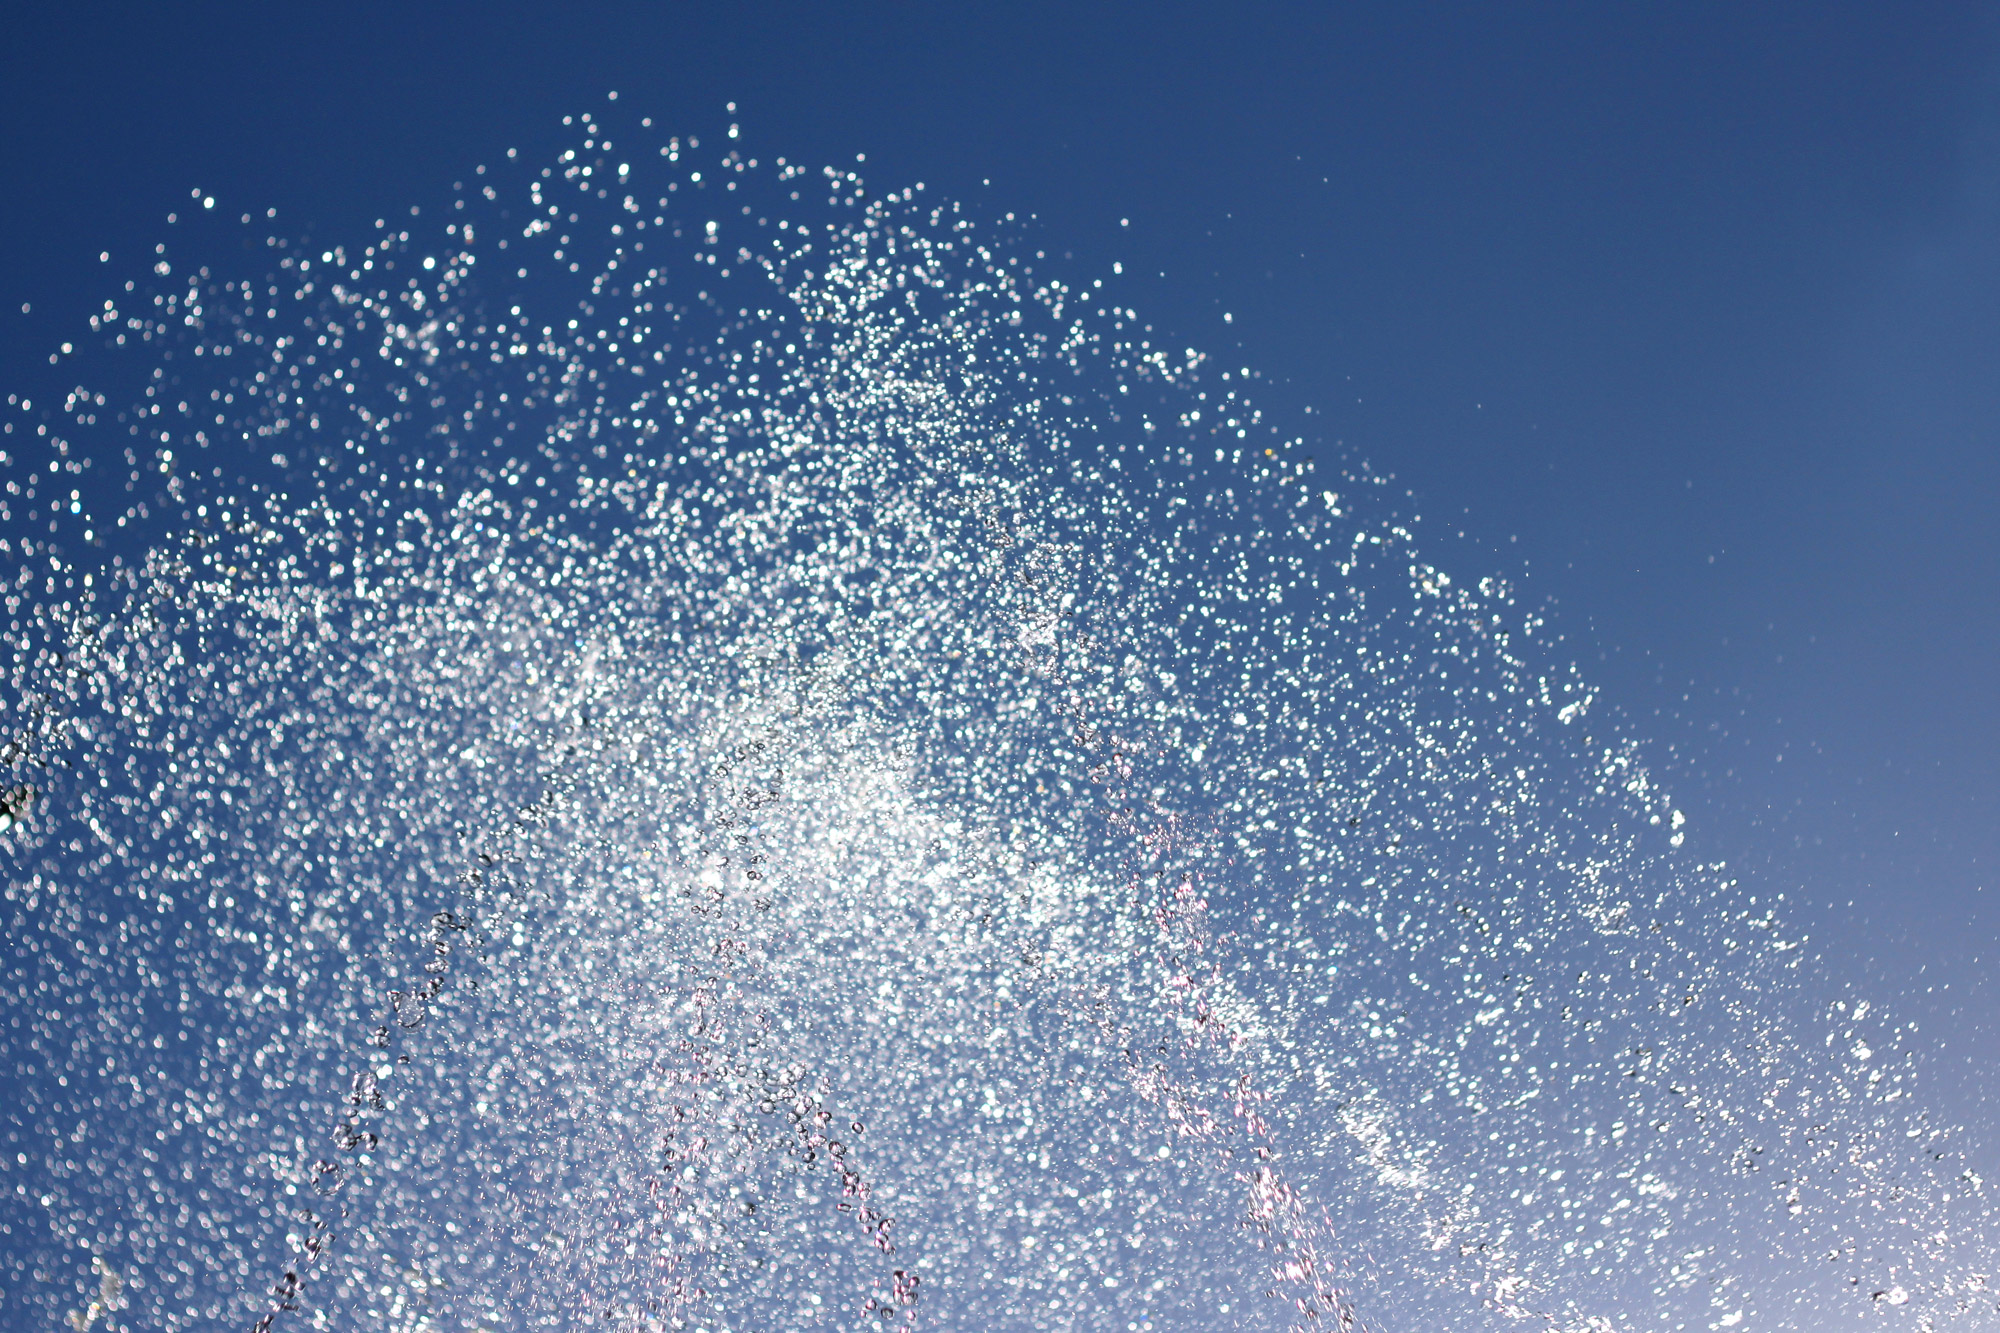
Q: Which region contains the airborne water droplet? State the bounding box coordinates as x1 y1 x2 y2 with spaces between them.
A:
0 108 1987 1333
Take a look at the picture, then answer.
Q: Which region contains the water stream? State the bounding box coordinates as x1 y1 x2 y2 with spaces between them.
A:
0 108 1990 1332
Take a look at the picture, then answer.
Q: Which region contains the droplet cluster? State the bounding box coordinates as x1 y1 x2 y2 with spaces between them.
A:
1 108 1991 1332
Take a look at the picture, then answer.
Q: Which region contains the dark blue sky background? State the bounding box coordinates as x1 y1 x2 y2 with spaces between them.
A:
4 3 1995 1065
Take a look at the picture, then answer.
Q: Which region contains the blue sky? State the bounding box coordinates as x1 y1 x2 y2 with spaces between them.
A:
3 0 1995 1081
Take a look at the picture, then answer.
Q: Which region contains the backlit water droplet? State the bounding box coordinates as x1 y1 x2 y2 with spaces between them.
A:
0 108 1991 1333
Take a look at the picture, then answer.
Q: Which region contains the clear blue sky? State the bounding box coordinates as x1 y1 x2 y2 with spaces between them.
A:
3 0 1995 1051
